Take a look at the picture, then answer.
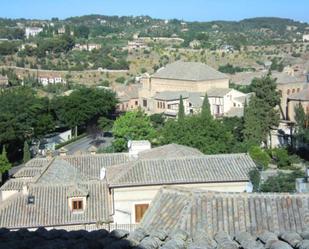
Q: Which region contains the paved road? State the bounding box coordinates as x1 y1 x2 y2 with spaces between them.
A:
63 135 114 155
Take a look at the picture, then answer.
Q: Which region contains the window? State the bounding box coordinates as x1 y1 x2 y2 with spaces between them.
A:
135 204 149 223
292 89 295 93
135 101 138 106
72 200 83 211
143 99 147 107
287 89 290 95
297 88 300 92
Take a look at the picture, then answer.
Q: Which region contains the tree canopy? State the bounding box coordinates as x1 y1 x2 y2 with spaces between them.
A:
112 110 157 152
244 75 280 147
161 115 233 154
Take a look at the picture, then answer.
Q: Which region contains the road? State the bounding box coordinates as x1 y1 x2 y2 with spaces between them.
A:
63 135 114 155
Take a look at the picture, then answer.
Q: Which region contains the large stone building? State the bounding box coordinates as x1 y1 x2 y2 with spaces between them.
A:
138 61 250 118
0 143 256 230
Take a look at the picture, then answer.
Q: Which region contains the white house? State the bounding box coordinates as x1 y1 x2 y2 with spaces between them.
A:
25 27 43 39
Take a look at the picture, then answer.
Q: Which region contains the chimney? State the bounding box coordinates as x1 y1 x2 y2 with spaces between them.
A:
88 146 97 155
100 168 106 180
128 140 151 157
59 147 68 157
22 185 29 196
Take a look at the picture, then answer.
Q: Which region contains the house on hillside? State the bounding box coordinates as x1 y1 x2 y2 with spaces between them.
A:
115 84 140 112
0 143 256 230
25 27 43 39
37 72 66 86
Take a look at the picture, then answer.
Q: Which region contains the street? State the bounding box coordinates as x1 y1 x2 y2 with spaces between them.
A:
63 135 114 155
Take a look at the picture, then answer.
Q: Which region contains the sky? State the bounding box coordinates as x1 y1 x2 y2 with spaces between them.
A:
0 0 308 23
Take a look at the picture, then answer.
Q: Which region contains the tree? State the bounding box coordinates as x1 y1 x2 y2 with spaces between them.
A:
0 146 11 174
162 115 233 154
98 116 113 132
53 88 117 137
23 141 31 164
244 75 280 148
178 95 185 121
249 146 271 169
112 111 157 152
294 104 309 146
201 94 212 120
260 170 304 192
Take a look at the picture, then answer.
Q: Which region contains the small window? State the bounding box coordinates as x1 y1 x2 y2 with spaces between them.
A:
143 99 147 107
292 89 295 93
72 200 83 211
135 101 138 106
135 204 149 223
28 196 35 205
297 88 300 92
287 89 290 95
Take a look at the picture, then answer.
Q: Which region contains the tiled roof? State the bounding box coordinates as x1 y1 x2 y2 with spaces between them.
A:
225 107 245 118
141 186 309 238
152 61 228 81
109 153 256 187
138 144 204 160
13 167 43 178
24 158 51 168
207 88 233 97
0 182 111 229
231 71 305 86
288 87 309 101
0 178 33 191
36 159 94 184
60 153 130 179
154 91 190 101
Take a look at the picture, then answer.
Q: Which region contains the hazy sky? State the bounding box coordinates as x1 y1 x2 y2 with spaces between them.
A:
1 0 308 22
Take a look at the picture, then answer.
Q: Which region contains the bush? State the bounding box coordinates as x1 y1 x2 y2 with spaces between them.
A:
260 170 304 193
115 77 126 84
249 169 261 192
271 148 291 169
249 146 271 169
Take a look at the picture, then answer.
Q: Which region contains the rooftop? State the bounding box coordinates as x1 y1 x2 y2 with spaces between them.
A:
109 153 256 187
152 61 228 81
141 186 309 238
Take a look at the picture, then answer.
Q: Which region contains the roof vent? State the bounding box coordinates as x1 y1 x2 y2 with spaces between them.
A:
27 196 35 205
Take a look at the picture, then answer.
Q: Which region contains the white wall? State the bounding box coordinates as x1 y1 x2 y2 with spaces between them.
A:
112 181 249 224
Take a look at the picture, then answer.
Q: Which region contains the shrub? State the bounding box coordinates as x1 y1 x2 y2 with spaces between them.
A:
271 148 291 169
115 77 126 84
249 146 271 169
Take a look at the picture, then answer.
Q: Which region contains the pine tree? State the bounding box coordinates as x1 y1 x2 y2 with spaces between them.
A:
178 95 185 121
23 141 31 163
201 93 212 120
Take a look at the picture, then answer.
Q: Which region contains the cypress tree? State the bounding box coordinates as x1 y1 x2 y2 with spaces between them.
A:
201 93 212 120
23 141 31 163
0 146 11 174
178 95 185 121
